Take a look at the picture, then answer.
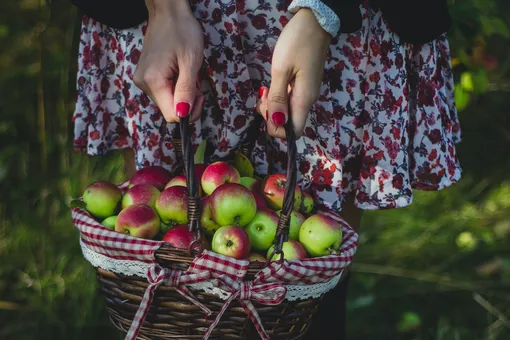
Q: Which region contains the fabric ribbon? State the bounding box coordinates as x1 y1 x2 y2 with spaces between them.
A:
125 264 212 340
203 278 287 340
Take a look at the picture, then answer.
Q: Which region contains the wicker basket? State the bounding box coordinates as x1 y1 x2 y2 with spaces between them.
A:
73 117 358 340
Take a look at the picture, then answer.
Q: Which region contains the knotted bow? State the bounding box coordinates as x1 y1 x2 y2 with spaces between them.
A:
125 265 212 340
203 278 287 340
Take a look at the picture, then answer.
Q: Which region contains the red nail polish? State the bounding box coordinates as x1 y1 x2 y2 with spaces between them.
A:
272 111 286 125
258 87 264 99
176 102 191 118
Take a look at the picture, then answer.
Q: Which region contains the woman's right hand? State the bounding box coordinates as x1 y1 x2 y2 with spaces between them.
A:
134 0 205 123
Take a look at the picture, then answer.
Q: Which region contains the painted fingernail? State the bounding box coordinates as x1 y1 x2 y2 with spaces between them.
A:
271 111 286 125
176 102 191 118
258 86 265 99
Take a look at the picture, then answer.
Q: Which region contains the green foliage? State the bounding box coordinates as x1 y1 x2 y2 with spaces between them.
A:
0 0 509 339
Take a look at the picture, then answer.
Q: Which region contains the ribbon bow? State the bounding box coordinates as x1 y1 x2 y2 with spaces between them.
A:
203 278 287 340
125 265 212 340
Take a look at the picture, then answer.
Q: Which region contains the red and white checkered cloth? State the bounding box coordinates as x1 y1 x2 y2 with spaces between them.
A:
71 192 358 340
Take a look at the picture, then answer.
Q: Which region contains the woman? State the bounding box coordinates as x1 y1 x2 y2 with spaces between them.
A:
70 0 461 338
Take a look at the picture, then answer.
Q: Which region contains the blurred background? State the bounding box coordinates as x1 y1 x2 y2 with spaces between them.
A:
1 0 510 339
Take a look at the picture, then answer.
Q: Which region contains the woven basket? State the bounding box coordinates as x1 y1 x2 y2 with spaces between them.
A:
75 117 357 340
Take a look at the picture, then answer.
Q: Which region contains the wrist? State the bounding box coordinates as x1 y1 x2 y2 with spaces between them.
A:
146 0 192 18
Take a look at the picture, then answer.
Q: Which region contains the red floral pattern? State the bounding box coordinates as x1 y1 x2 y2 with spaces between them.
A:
73 1 462 212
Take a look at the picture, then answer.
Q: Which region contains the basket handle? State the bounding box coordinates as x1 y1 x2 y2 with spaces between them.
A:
179 116 203 254
179 116 298 259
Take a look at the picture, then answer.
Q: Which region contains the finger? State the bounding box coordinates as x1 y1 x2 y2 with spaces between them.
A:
174 58 201 119
267 67 292 127
150 80 176 123
289 72 319 139
255 86 269 120
190 93 205 123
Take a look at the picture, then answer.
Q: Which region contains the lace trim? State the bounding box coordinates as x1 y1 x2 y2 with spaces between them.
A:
80 240 343 300
288 0 341 37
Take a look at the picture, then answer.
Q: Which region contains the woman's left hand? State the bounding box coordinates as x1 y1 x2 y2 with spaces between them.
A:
257 8 332 139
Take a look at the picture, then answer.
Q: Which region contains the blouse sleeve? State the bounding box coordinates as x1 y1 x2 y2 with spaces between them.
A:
288 0 341 37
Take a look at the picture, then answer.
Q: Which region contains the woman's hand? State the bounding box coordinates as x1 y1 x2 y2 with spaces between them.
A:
258 9 332 139
133 0 205 123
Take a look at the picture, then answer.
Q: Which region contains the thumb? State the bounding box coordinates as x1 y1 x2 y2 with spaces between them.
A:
267 69 292 127
173 67 199 119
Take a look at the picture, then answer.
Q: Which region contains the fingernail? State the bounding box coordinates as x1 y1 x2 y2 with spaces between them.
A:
176 102 191 118
258 86 265 99
271 111 286 125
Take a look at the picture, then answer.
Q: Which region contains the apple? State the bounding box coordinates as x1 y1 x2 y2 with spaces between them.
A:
161 225 209 251
83 180 122 219
248 253 267 263
298 214 343 257
155 186 188 226
267 240 307 262
253 192 268 210
201 161 241 195
211 226 251 259
129 166 172 191
245 209 279 251
122 184 160 209
115 204 160 239
276 210 306 240
240 177 259 192
261 174 302 211
101 215 117 230
165 175 187 189
300 191 314 214
200 196 222 237
210 183 257 227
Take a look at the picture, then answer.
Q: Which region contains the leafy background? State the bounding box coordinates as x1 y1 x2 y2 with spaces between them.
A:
1 0 510 339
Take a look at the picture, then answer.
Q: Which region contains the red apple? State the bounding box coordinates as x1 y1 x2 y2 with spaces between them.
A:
115 204 160 239
122 184 160 209
165 175 187 189
240 177 260 192
276 210 306 240
201 161 241 195
210 183 257 227
261 174 302 211
83 180 122 219
211 226 251 259
161 225 208 251
267 240 307 262
245 209 279 251
155 186 188 226
129 166 172 191
248 253 267 263
298 214 343 257
300 191 314 214
200 196 221 237
253 192 268 210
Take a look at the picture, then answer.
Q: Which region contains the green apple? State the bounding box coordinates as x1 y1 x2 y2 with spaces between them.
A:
101 215 117 230
200 196 221 237
245 209 279 251
155 186 188 226
240 177 260 192
210 183 257 227
276 210 305 240
83 180 122 219
300 191 314 214
299 214 343 257
267 240 307 261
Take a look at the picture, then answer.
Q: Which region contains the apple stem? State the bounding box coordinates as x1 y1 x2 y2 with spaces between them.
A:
234 216 241 226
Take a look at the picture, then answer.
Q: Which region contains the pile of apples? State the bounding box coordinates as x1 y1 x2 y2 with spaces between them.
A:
80 162 344 262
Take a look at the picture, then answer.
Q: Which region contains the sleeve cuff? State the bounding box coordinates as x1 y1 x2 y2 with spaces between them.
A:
288 0 341 37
